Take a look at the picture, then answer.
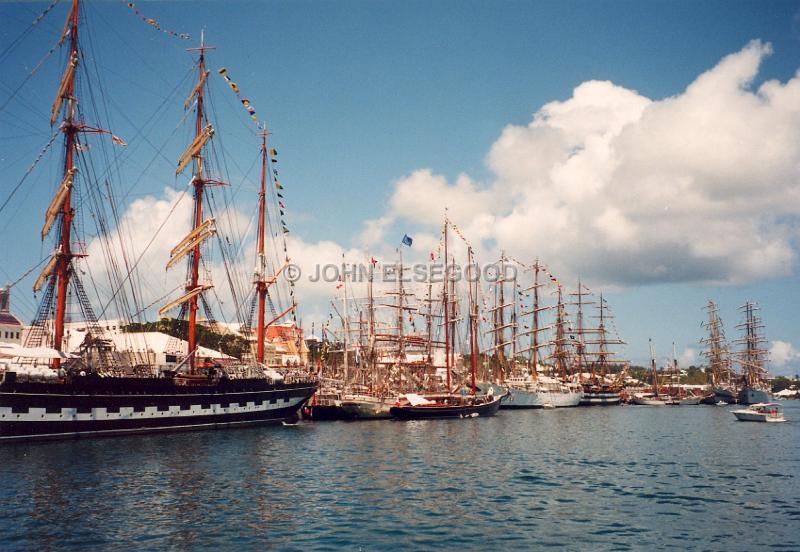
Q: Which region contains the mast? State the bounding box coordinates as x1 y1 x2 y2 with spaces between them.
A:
498 254 506 382
734 302 768 388
443 217 451 391
552 286 570 379
468 247 478 394
531 260 540 377
255 127 269 365
701 300 732 388
342 256 349 385
511 268 518 375
649 338 659 397
185 33 214 374
51 0 80 370
396 249 405 390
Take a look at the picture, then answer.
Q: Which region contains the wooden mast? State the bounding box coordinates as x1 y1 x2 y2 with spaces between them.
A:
468 247 478 395
443 217 451 391
531 260 540 377
649 338 659 398
255 127 269 364
52 0 80 370
185 34 214 374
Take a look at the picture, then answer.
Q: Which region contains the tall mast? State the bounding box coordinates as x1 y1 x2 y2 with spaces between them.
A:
468 247 478 395
649 338 659 397
342 256 349 385
552 286 570 378
51 0 80 370
185 33 213 374
511 269 517 375
397 249 405 390
443 217 451 391
498 254 506 382
255 127 269 364
368 260 376 384
531 261 540 376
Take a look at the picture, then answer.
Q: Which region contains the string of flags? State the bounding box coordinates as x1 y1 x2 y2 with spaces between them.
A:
218 68 258 124
126 3 190 40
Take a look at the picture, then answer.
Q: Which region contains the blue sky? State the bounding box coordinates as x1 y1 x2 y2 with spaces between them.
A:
2 0 800 374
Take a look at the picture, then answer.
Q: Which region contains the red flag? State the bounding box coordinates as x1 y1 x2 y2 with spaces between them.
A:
370 257 377 265
430 252 435 261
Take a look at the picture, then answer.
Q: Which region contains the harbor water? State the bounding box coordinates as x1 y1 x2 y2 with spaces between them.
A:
1 403 799 551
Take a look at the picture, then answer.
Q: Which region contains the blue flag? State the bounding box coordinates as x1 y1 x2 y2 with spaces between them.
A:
401 234 413 247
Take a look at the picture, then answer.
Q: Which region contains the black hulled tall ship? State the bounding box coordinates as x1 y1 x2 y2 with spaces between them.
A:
0 1 316 441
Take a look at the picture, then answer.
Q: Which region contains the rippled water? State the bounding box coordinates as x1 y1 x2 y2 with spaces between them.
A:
1 403 799 550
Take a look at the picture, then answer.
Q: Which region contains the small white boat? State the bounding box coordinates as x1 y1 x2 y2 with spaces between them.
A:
632 394 668 406
731 403 785 423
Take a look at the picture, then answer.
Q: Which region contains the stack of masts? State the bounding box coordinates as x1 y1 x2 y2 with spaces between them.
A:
583 293 626 384
26 0 119 372
517 260 554 378
701 300 735 388
486 253 515 383
734 302 769 388
569 281 596 382
548 285 574 379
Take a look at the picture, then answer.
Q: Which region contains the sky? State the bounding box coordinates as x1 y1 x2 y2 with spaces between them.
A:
1 0 800 375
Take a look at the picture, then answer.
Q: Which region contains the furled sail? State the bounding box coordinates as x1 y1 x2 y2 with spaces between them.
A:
184 70 209 110
33 253 58 293
158 284 213 316
42 168 77 238
176 125 214 175
50 53 77 125
166 219 216 270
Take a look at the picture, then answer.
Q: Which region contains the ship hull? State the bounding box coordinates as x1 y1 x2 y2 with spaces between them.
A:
713 387 739 404
389 396 503 420
579 392 621 406
632 396 667 406
738 387 771 405
0 372 316 441
501 388 582 408
339 397 394 419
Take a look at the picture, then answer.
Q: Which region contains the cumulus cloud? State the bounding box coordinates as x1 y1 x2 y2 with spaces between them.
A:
678 347 698 368
770 340 800 376
364 40 800 288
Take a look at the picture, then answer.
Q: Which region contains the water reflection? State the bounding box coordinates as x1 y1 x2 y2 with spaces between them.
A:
1 404 798 550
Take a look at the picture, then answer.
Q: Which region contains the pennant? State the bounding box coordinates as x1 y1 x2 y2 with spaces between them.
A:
126 3 190 40
430 252 435 261
275 182 283 190
370 257 377 266
111 135 127 146
277 192 284 198
279 201 286 209
270 148 278 156
218 67 259 125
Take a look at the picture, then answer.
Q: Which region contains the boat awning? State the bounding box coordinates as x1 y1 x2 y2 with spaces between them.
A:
0 343 74 360
404 393 433 406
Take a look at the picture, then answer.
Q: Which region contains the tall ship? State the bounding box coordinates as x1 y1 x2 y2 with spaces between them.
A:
700 300 738 404
501 260 581 408
733 302 772 405
0 1 316 441
390 223 503 419
573 285 625 406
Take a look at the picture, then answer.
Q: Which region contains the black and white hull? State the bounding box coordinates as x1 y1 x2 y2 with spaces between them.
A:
0 372 317 441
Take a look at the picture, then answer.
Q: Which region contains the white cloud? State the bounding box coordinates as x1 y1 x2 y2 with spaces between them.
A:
678 347 698 368
360 40 800 288
769 339 800 368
